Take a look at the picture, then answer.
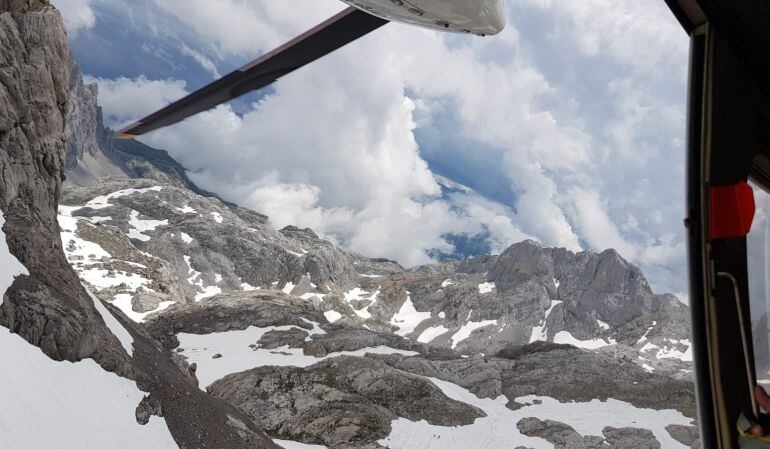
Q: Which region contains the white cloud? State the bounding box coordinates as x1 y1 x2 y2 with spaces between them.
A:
180 44 221 79
86 75 188 129
52 0 96 33
87 0 689 293
150 0 344 57
570 188 638 260
518 0 686 75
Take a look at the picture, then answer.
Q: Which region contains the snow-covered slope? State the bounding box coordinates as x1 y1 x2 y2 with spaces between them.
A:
0 328 176 449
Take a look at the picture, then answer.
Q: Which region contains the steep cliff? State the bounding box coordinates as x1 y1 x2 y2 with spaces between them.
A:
0 0 130 371
0 3 280 448
64 59 130 185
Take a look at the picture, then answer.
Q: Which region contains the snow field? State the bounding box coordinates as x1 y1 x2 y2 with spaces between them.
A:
379 378 693 449
0 329 177 449
176 324 418 388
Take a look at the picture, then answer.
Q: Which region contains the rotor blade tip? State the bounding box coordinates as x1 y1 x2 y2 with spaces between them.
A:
114 132 139 140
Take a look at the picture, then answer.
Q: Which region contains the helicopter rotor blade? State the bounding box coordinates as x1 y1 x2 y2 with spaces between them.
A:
115 7 388 138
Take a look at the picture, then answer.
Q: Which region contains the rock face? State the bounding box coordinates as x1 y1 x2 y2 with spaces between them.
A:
209 355 484 448
0 0 130 373
0 3 280 448
64 60 130 185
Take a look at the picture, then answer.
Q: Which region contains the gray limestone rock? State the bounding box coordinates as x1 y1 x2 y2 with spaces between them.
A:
517 417 606 449
517 418 663 449
208 355 485 448
602 426 660 449
0 3 280 447
0 0 132 376
64 60 130 186
376 342 697 418
666 424 701 448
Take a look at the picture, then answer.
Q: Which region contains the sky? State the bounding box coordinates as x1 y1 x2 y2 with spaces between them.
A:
53 0 691 298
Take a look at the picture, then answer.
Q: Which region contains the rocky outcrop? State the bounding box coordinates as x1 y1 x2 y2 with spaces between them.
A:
666 424 701 448
603 427 660 449
146 291 326 349
376 342 697 417
517 418 606 448
517 418 663 449
209 355 484 448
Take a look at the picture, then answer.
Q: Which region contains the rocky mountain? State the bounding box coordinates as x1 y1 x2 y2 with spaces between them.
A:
58 177 694 378
52 176 700 447
1 2 699 449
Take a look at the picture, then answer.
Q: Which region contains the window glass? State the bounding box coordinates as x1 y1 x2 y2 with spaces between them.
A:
749 179 770 385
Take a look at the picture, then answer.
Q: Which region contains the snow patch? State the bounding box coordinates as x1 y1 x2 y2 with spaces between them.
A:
111 293 176 323
211 212 223 223
85 288 134 356
343 287 379 319
0 328 177 448
184 255 221 301
80 267 153 293
418 325 450 344
478 282 495 294
180 232 194 244
58 209 112 263
636 321 657 344
553 331 616 350
379 377 692 449
176 205 196 214
441 279 454 288
640 339 693 362
127 210 167 242
82 186 163 210
597 319 610 330
177 325 419 387
324 310 342 323
451 320 497 348
240 282 259 291
390 294 432 337
282 282 296 294
529 300 563 343
274 440 328 449
0 211 28 304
